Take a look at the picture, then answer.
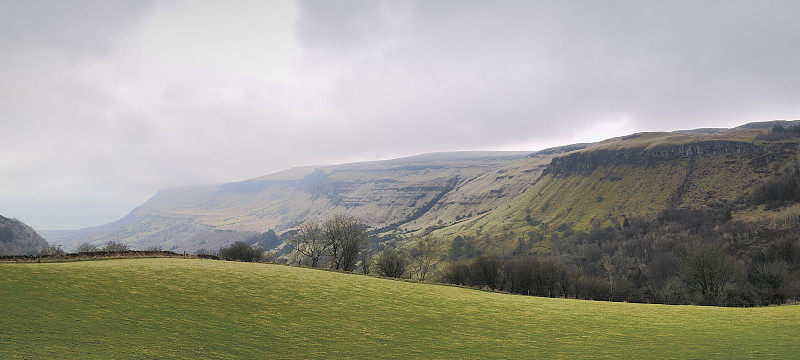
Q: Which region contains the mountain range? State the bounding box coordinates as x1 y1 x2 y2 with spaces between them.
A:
41 120 800 255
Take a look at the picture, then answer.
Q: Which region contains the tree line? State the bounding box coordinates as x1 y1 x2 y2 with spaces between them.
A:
192 200 800 307
755 124 800 141
40 240 133 255
440 204 800 306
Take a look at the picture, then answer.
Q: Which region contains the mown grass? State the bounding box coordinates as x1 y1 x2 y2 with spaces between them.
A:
1 258 798 359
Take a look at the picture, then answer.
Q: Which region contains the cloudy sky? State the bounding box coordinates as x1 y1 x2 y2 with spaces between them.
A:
2 0 799 230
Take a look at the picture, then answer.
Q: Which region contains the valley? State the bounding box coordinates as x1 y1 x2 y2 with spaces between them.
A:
30 121 800 307
42 121 800 256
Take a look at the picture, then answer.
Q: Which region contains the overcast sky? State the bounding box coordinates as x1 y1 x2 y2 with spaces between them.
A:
2 0 799 230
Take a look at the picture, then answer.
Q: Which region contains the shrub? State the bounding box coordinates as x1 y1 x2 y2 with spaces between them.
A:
196 248 219 257
40 245 65 256
377 249 407 278
219 241 262 262
750 172 800 204
103 241 128 253
75 242 99 253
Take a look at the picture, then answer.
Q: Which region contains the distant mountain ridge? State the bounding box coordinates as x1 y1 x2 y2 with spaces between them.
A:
0 216 49 255
41 121 800 254
42 151 543 251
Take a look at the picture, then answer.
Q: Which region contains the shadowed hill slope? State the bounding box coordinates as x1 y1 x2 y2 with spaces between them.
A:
0 215 48 255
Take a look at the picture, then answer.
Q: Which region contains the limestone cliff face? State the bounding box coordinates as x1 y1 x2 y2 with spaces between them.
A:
544 140 797 177
0 216 49 255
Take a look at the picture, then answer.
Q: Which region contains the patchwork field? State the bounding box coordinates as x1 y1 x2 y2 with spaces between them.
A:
1 258 798 359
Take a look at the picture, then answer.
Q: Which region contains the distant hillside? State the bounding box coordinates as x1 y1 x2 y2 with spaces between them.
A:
41 121 800 256
0 216 48 255
42 151 553 252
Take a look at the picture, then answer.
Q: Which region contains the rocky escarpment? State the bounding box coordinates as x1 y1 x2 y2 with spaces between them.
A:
0 216 49 255
544 140 798 177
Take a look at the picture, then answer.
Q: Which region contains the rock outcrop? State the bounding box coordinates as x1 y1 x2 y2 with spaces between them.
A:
544 140 797 177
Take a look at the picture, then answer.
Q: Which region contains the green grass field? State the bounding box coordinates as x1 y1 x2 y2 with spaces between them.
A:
2 258 798 359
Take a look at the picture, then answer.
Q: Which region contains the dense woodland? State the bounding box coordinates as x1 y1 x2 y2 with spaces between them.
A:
0 216 50 256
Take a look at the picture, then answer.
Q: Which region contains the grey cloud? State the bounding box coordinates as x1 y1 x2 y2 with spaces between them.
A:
293 0 800 145
0 0 153 57
294 0 389 51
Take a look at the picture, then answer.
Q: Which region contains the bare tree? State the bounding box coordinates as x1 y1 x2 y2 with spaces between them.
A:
558 265 580 298
410 235 442 281
40 244 65 256
75 242 98 253
602 255 617 298
288 221 327 267
359 250 374 274
323 214 365 270
103 241 128 253
219 241 262 262
680 243 737 305
377 249 407 278
262 250 278 263
472 255 502 289
601 250 634 300
196 247 219 257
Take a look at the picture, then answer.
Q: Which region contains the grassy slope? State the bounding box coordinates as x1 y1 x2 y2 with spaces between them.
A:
2 259 797 359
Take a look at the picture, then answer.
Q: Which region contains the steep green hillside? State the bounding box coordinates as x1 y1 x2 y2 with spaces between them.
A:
1 258 797 359
428 124 800 251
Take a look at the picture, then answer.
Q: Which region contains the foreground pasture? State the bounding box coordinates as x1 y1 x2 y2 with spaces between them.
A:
1 258 797 359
